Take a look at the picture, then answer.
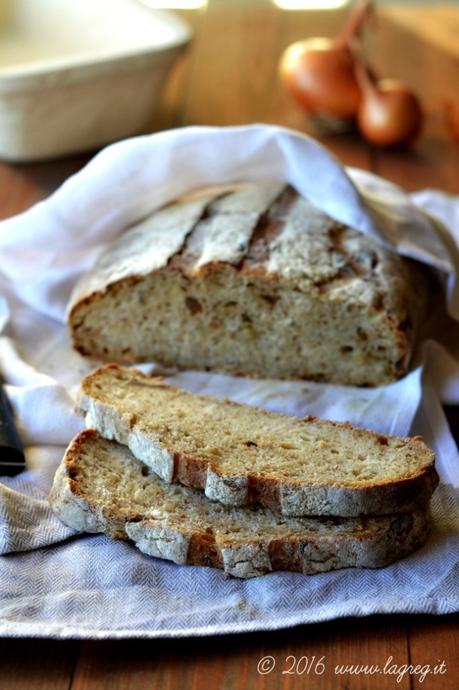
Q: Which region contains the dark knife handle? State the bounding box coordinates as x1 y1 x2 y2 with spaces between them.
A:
0 381 25 476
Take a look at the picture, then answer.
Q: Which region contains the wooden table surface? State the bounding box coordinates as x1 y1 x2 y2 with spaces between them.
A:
0 2 458 688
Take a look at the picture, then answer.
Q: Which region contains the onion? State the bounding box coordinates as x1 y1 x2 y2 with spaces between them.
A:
279 39 360 121
355 61 424 148
279 1 371 122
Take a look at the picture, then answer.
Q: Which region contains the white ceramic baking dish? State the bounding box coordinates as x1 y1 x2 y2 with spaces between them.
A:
0 0 192 161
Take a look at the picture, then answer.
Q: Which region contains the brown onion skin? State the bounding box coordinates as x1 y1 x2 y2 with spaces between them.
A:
279 38 362 120
357 79 424 148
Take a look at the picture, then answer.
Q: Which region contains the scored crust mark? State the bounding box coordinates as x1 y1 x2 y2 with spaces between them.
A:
78 365 438 518
169 182 287 274
167 188 235 273
49 430 432 579
256 192 390 293
242 185 296 267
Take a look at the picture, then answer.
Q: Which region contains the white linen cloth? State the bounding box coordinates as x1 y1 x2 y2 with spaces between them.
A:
0 124 458 639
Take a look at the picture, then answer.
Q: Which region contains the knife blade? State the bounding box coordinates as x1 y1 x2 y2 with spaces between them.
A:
0 379 25 476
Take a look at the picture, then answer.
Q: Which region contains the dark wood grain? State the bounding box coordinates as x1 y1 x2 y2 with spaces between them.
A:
0 616 457 690
409 616 459 690
65 617 413 690
0 2 457 689
0 639 78 690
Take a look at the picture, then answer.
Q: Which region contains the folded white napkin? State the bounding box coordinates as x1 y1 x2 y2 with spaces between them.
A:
0 124 458 638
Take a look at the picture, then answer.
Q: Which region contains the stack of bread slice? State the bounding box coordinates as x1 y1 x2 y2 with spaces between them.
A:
50 365 438 578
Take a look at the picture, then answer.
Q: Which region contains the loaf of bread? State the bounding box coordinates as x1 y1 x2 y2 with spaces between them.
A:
78 365 438 517
68 182 428 386
49 429 431 578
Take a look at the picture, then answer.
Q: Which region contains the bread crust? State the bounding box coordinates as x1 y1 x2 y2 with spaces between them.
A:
79 364 438 518
49 430 432 579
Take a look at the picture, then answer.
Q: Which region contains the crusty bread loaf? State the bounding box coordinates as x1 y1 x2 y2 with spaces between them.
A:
49 430 431 578
79 365 438 517
68 182 428 386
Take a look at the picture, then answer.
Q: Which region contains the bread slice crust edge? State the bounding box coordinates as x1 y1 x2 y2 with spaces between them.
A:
79 364 438 518
49 430 432 579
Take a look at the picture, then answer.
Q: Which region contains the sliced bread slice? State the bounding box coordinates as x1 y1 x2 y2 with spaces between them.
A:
49 430 431 578
79 365 438 517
